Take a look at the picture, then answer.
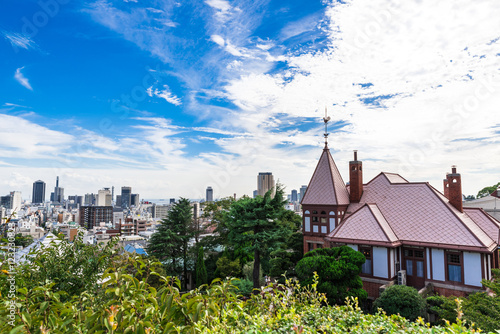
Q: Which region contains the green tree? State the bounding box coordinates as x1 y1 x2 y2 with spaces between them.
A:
477 182 500 198
373 285 426 321
460 269 500 332
216 256 241 278
147 197 194 290
0 232 117 300
195 246 208 287
226 185 290 289
269 210 303 280
295 245 367 304
14 233 34 247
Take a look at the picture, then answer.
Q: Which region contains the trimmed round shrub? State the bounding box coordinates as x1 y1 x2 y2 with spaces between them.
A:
373 285 426 321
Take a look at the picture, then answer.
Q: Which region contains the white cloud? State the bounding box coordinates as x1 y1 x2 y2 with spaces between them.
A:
208 0 500 196
1 31 37 50
205 0 232 21
146 85 182 106
0 114 72 158
210 34 225 47
14 67 33 91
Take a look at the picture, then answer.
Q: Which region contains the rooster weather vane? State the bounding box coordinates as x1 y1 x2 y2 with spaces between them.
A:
323 107 331 146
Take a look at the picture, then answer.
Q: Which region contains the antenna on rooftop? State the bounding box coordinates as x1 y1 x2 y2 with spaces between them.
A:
323 106 331 147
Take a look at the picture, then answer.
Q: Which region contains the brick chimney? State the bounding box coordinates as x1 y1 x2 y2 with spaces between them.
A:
349 150 363 203
446 165 463 212
443 177 449 199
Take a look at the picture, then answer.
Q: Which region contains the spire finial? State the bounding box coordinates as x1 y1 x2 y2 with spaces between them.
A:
323 106 331 148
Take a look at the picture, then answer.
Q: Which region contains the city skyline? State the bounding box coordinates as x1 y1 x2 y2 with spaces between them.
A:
1 0 499 198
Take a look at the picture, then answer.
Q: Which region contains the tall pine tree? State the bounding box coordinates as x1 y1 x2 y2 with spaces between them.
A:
195 246 208 287
147 198 193 290
226 185 290 289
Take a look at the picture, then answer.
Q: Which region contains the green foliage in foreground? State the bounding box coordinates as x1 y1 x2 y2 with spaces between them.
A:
427 269 500 333
373 285 426 321
0 257 486 334
296 245 367 304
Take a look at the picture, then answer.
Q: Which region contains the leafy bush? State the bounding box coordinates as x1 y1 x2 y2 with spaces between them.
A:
232 278 254 296
0 237 484 333
296 245 367 304
374 285 426 321
427 295 459 325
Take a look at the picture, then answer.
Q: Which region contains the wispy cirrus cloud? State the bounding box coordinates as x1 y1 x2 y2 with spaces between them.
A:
14 67 33 90
146 85 182 106
1 31 37 50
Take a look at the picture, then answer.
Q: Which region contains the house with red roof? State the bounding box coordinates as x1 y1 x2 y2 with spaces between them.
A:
301 143 500 299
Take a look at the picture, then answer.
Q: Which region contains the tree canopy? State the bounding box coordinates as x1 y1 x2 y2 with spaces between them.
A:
147 197 194 290
225 185 291 289
295 245 367 304
477 181 500 198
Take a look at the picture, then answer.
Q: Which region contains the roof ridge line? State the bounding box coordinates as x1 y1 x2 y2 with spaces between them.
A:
367 203 398 242
427 183 495 248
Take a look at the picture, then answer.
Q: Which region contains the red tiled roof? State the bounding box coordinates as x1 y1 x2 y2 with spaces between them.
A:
328 173 498 252
464 208 500 244
301 147 350 206
333 204 398 245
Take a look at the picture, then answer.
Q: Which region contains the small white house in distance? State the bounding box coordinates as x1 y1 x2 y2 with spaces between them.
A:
301 143 500 299
464 188 500 222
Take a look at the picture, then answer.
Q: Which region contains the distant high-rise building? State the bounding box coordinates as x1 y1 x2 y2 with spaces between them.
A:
257 172 275 197
84 193 97 206
121 186 132 208
299 185 307 202
206 186 213 202
192 202 200 220
253 190 258 198
79 206 113 230
170 198 175 204
50 176 64 204
68 195 83 206
291 189 298 202
131 194 140 207
11 191 21 210
32 180 46 204
115 195 122 207
152 204 170 219
0 195 12 209
97 188 112 206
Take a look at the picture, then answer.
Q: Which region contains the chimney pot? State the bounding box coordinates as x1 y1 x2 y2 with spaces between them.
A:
353 150 358 161
451 165 457 174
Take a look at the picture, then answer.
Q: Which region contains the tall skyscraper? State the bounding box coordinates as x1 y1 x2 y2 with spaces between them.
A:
299 185 307 202
291 189 298 202
97 188 112 206
257 172 275 197
121 186 132 208
85 193 97 206
131 194 140 207
50 176 64 204
32 180 46 204
253 190 258 198
0 191 21 210
206 186 213 202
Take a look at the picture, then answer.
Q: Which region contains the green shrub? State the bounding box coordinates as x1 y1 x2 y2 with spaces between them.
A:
427 295 459 325
296 245 367 304
374 285 426 321
232 278 254 296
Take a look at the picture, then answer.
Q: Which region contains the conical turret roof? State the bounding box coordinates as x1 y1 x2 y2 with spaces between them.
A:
301 146 350 206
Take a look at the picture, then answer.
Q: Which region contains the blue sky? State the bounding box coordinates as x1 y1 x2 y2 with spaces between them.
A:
1 0 500 200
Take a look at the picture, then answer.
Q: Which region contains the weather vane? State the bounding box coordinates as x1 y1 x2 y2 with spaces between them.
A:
323 106 331 146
